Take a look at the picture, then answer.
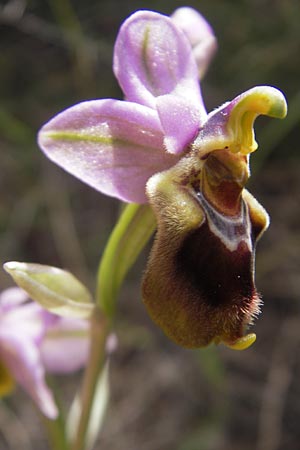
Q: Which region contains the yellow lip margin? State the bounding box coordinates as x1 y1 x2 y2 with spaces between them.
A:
223 332 256 351
227 86 287 155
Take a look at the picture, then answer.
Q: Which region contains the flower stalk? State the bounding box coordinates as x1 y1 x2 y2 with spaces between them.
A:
96 203 156 316
71 308 109 450
72 203 156 450
42 412 69 450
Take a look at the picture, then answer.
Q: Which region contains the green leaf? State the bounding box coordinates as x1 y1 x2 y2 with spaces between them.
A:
3 262 94 319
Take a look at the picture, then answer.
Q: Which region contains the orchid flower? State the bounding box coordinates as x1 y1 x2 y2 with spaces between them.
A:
37 9 287 350
0 287 89 419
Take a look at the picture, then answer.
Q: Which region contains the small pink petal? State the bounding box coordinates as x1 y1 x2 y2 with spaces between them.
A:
0 332 58 419
171 7 217 78
1 299 46 344
156 94 201 154
38 99 179 203
0 287 28 312
5 306 45 345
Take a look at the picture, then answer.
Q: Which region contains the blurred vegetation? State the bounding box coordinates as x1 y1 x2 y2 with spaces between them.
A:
0 0 300 449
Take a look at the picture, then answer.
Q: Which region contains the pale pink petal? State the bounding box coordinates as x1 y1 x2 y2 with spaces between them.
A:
38 99 179 203
105 333 118 354
41 317 89 374
1 302 45 344
171 7 217 78
0 287 28 312
113 10 206 118
156 94 201 154
0 332 58 419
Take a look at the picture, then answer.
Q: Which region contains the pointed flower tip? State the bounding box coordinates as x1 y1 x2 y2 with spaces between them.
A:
227 86 287 155
3 261 18 271
235 86 287 118
223 333 256 351
266 88 288 119
42 399 59 420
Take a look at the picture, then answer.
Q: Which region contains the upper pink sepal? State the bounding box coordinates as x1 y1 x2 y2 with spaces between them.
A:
171 7 217 78
113 11 205 112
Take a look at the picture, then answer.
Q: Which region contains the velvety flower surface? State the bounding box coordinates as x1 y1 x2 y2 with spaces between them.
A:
38 8 287 349
143 86 286 349
0 287 89 418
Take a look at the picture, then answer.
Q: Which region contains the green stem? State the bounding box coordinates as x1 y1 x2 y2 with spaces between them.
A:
96 203 156 315
71 309 109 450
42 414 69 450
41 376 69 450
71 203 156 450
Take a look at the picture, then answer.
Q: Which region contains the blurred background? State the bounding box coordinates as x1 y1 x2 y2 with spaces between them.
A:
0 0 300 449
